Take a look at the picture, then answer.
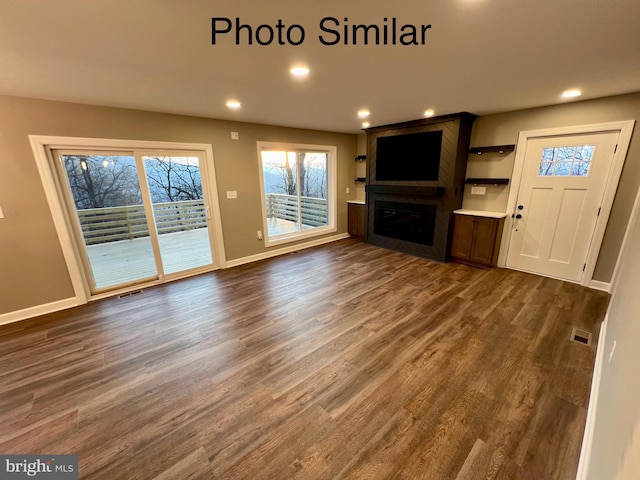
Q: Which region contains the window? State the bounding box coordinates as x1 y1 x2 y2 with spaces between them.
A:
257 142 336 246
538 145 595 177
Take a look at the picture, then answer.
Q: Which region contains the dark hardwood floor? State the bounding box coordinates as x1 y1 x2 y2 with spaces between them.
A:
0 238 608 479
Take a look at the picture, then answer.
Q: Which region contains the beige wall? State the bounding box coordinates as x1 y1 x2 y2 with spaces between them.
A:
355 133 367 202
463 92 640 282
0 95 357 314
463 150 514 213
586 184 640 480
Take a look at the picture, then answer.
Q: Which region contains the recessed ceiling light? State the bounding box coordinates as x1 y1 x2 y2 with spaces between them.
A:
357 110 370 118
561 89 582 98
424 109 435 117
226 100 241 109
290 66 310 77
362 121 370 128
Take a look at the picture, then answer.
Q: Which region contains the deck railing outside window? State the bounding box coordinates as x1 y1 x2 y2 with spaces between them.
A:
77 199 207 245
265 193 328 228
77 195 327 245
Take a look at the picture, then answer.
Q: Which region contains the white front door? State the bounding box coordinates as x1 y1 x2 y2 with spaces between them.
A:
506 131 619 282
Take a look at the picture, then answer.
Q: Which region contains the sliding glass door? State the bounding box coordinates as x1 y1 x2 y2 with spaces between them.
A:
55 149 215 293
141 155 213 275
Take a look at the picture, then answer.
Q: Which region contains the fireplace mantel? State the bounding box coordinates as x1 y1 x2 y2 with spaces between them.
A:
365 185 445 197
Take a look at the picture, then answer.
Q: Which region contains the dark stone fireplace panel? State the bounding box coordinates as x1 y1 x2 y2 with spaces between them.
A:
366 194 451 262
374 201 436 246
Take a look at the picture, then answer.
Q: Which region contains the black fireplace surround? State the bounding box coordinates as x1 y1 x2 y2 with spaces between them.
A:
374 201 436 246
364 113 477 262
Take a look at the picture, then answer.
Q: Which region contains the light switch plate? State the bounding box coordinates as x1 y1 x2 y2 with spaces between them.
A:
0 206 4 218
231 132 239 140
226 190 238 199
471 186 486 195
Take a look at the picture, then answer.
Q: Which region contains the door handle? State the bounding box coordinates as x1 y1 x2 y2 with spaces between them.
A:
512 204 525 218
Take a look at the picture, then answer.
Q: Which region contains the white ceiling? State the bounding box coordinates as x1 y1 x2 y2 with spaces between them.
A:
1 0 639 133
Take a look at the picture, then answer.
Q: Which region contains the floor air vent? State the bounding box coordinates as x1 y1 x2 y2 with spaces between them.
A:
118 290 144 299
570 327 592 346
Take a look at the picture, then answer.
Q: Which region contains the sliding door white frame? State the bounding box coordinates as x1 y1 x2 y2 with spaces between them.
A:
30 135 227 305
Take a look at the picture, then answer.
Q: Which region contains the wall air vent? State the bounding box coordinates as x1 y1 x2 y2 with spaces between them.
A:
118 290 144 299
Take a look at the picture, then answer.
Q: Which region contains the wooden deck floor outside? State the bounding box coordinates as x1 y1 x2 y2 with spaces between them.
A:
86 218 300 288
86 229 213 288
0 238 608 479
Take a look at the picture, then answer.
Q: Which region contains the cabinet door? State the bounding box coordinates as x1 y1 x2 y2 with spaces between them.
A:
469 217 498 265
348 203 366 237
450 215 475 260
356 204 366 236
348 203 358 236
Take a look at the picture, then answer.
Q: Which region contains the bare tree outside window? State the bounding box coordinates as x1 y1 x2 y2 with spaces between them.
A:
144 156 203 202
263 151 327 199
64 155 141 209
63 155 204 209
538 145 594 177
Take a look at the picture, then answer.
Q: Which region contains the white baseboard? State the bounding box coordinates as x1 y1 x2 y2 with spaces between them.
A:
226 233 350 268
589 280 611 293
0 297 79 326
576 313 610 480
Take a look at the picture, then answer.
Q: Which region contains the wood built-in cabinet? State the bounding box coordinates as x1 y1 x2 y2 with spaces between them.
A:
348 202 366 237
450 211 506 267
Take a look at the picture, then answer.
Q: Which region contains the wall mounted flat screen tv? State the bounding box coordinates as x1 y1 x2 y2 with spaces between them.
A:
375 130 442 181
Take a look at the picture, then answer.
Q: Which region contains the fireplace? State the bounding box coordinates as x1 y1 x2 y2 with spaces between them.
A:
364 113 477 262
374 201 436 246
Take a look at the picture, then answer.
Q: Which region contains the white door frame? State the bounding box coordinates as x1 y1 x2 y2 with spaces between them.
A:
497 120 635 287
29 135 227 305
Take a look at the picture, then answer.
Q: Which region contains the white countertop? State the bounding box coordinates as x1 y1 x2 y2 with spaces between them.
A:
347 200 366 205
453 209 508 219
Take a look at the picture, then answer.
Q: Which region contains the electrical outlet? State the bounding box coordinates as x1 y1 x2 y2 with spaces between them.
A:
257 230 263 240
471 186 486 195
346 187 350 194
226 190 237 199
231 132 239 140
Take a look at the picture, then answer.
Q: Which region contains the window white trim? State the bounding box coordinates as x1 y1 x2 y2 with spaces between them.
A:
29 135 227 305
497 120 635 286
256 141 337 247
